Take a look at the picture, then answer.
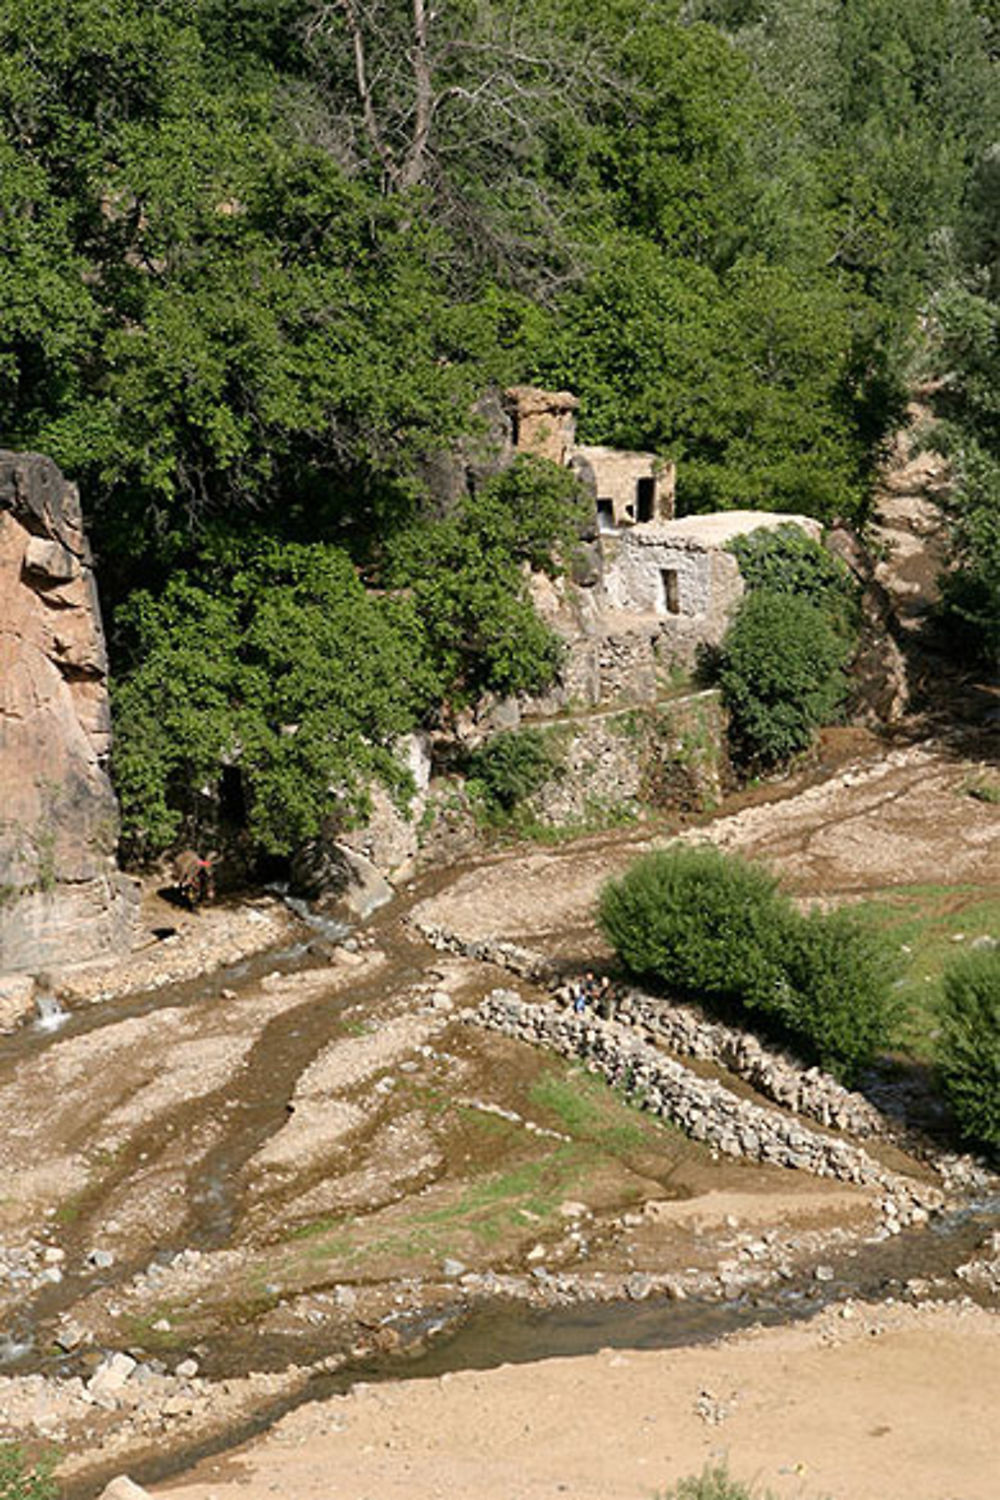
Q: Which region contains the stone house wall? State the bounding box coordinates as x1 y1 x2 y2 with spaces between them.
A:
570 446 675 529
599 510 823 669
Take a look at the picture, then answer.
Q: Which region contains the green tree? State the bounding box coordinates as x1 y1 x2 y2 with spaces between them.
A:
112 536 439 857
385 456 587 702
727 523 858 632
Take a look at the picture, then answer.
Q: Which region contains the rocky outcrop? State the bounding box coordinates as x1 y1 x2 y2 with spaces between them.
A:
0 452 137 976
290 837 393 921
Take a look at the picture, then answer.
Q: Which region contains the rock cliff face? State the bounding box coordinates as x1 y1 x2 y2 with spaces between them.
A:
0 451 137 975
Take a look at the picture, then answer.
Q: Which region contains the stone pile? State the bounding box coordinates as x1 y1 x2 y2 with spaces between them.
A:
593 988 887 1140
473 989 942 1224
415 922 554 982
0 1238 68 1309
416 921 886 1141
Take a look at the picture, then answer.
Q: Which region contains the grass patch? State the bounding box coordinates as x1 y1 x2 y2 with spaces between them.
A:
475 798 640 847
962 775 1000 805
530 1065 650 1151
852 882 1000 1057
121 1307 189 1350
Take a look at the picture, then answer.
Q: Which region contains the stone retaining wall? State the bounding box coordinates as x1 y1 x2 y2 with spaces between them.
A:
473 988 942 1224
416 923 884 1140
605 991 887 1139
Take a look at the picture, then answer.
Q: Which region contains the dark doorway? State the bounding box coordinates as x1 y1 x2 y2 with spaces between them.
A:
636 477 656 523
597 499 615 532
661 568 680 614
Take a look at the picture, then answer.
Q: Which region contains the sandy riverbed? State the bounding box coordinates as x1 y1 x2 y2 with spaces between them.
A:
147 1298 999 1500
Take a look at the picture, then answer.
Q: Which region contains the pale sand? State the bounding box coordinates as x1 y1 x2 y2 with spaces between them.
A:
152 1301 1000 1500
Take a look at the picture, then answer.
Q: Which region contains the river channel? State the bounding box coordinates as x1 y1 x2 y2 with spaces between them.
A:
3 732 999 1496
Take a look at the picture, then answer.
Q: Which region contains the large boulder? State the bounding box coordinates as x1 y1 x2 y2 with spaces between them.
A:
0 451 137 973
289 838 393 921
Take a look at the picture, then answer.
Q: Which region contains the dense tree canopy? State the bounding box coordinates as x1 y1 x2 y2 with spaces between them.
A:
1 0 997 853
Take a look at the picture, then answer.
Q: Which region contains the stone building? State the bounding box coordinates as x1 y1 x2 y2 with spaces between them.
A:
502 386 675 530
600 509 822 666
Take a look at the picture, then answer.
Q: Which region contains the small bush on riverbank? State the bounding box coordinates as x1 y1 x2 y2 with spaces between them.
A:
598 846 897 1082
658 1463 791 1499
937 946 1000 1155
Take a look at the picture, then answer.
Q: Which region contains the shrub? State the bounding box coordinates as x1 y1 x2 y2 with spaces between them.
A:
779 907 901 1082
464 730 562 819
598 845 794 1018
728 523 857 628
717 589 852 770
0 1446 57 1500
599 846 896 1082
936 947 1000 1155
658 1463 792 1499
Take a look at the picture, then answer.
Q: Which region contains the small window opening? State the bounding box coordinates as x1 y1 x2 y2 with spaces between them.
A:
636 476 656 523
596 499 615 532
661 568 680 614
509 411 520 448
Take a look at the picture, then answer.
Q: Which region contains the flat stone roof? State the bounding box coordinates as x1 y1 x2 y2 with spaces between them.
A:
574 443 661 465
630 509 822 548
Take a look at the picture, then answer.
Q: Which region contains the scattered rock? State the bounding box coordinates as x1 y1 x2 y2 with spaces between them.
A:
97 1479 153 1500
87 1353 137 1404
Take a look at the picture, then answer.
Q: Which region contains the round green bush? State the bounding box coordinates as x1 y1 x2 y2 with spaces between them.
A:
717 588 852 770
598 845 794 1018
599 845 897 1082
936 947 1000 1155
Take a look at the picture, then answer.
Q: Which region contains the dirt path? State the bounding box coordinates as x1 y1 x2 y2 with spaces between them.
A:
410 735 1000 949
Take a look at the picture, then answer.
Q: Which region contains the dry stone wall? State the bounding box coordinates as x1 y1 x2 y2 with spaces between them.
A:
0 451 137 977
473 989 943 1225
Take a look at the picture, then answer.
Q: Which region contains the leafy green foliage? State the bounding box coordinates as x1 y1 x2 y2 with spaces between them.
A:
936 947 1000 1155
598 846 793 1017
0 1446 57 1500
727 523 858 628
112 537 438 858
464 731 563 819
717 590 853 769
931 278 1000 667
599 846 897 1080
779 905 902 1083
112 456 580 858
2 0 999 842
385 458 585 702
